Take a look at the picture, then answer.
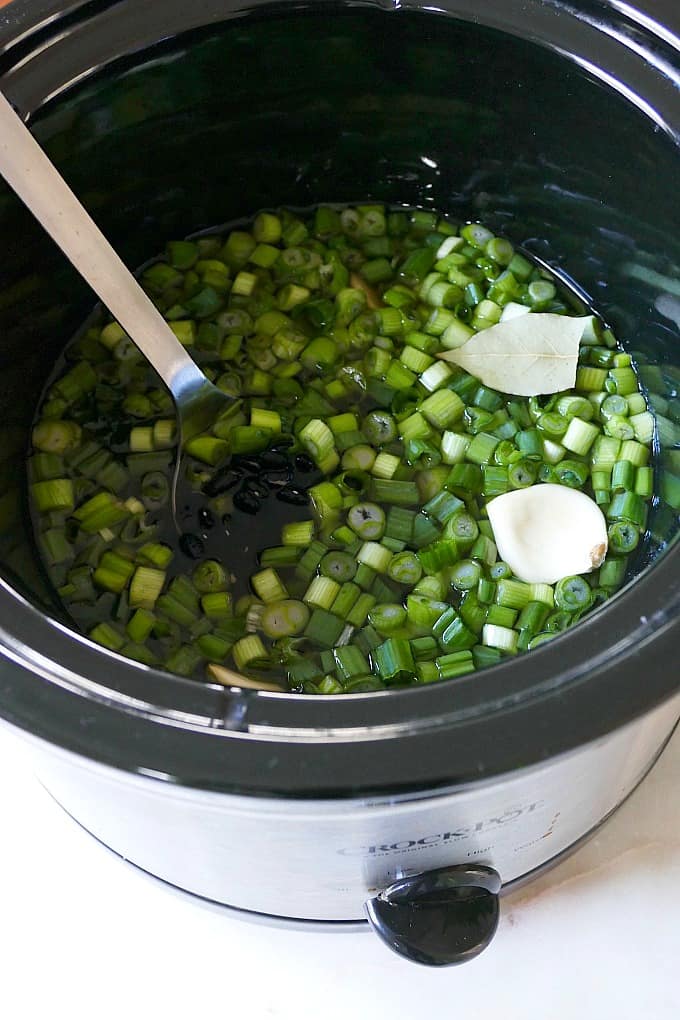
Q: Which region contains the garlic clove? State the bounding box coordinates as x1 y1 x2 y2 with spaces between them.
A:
486 484 608 585
207 663 286 692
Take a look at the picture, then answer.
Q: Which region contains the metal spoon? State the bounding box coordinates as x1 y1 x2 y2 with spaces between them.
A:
0 91 233 517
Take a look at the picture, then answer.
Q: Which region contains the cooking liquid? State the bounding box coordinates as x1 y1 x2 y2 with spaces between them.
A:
27 206 622 688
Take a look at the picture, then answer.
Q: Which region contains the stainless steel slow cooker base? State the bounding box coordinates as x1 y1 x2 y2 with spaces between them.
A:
18 691 679 925
41 713 677 934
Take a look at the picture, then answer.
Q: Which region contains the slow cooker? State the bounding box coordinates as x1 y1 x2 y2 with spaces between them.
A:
0 0 678 966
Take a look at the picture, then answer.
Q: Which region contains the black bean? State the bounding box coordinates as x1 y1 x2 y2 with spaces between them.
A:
243 478 270 499
198 507 215 530
260 450 289 470
261 468 292 489
203 468 242 497
179 532 205 559
233 489 262 514
276 486 309 506
110 423 132 447
232 456 263 474
294 453 316 473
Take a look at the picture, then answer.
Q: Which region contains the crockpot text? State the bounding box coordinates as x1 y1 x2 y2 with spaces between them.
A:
337 802 544 856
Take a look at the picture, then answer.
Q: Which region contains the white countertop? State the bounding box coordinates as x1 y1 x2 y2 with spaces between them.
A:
0 724 678 1020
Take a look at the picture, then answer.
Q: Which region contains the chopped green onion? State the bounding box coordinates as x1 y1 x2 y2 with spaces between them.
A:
450 559 482 591
611 460 635 492
346 592 377 627
374 638 415 683
423 490 464 525
299 419 339 473
94 552 135 594
370 479 420 506
410 636 439 660
419 390 464 429
320 550 357 583
528 583 555 606
304 576 341 610
356 542 392 573
32 421 82 455
599 557 628 589
347 502 386 540
232 635 268 670
31 479 75 513
281 520 315 546
466 432 500 465
562 417 600 455
619 440 649 467
517 601 550 634
129 566 165 609
608 521 640 555
192 560 229 593
251 568 288 604
372 452 401 479
434 609 477 650
554 576 593 611
261 600 310 638
126 608 156 643
304 608 346 648
331 582 361 617
607 491 647 527
342 445 377 472
486 605 517 629
201 592 234 618
482 624 518 653
368 603 408 635
90 622 125 652
386 551 423 585
138 543 174 569
634 466 653 498
436 650 475 680
495 579 532 610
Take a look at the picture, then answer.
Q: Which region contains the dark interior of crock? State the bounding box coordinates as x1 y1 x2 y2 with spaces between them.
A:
0 3 678 629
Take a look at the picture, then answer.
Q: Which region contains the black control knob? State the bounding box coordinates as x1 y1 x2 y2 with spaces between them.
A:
365 864 501 966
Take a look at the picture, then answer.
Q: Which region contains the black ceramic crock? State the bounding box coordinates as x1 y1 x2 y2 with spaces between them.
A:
0 0 678 965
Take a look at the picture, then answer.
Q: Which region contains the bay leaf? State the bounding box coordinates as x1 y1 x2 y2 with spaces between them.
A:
437 313 587 396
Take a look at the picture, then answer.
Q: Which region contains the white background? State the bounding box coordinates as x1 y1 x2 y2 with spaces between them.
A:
0 723 678 1020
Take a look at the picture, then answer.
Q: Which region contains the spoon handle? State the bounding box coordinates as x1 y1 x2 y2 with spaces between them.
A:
0 91 201 396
